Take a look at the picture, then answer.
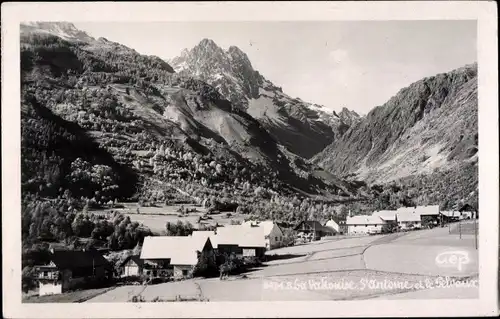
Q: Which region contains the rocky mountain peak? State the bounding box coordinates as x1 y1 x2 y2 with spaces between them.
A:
20 21 94 43
228 45 251 63
169 39 261 110
338 107 361 126
192 38 226 58
197 38 220 49
169 38 363 158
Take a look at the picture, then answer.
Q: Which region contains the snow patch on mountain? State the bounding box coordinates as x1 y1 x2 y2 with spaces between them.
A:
21 22 95 43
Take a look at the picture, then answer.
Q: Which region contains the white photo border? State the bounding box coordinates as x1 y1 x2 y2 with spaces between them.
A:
2 1 498 318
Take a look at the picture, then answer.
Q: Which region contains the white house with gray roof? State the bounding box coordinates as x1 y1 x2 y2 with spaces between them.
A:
140 236 215 279
241 220 284 249
346 215 386 235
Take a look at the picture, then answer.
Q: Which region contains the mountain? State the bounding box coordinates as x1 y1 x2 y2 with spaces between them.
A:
313 63 478 209
20 22 95 43
170 39 360 159
20 22 359 215
337 107 362 127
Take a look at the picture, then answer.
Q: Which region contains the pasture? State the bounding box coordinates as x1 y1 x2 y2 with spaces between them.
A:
89 203 249 234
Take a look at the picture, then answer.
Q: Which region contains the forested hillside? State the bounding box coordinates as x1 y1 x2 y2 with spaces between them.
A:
20 23 364 250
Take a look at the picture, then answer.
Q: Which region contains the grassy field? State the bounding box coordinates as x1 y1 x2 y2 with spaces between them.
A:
90 203 250 234
23 286 116 303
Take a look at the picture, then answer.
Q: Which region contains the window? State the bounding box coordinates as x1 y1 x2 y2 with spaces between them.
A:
275 236 278 241
182 269 188 276
43 271 48 277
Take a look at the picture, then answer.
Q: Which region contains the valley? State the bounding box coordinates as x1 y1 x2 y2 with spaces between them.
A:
19 22 479 302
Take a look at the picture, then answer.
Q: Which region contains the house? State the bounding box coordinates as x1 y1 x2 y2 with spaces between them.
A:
441 210 475 221
372 210 398 232
415 205 440 215
461 211 476 219
396 209 422 230
294 221 334 241
415 205 440 225
440 211 461 222
214 225 267 259
372 210 398 222
324 219 340 234
140 236 215 279
459 203 477 219
119 255 144 277
346 215 386 235
338 220 348 235
35 248 112 296
241 220 285 249
324 216 348 235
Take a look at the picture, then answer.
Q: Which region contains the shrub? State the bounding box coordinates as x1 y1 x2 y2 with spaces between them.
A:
242 256 261 268
381 221 398 233
130 295 146 302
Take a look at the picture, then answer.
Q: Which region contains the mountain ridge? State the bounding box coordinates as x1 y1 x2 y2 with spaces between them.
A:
313 63 478 209
170 38 361 158
19 21 478 217
20 22 358 212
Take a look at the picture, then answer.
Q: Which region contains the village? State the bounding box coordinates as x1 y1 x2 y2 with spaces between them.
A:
28 203 478 301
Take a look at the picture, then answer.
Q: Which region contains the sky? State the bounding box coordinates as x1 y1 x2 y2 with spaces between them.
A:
75 21 476 115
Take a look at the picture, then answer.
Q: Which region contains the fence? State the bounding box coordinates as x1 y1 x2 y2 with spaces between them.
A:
448 217 478 250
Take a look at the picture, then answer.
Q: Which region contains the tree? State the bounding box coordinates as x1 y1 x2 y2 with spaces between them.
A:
381 221 398 234
338 205 349 219
193 249 218 278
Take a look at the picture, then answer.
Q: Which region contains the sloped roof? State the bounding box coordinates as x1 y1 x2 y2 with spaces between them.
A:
140 236 209 265
242 220 282 236
190 230 217 248
396 210 421 222
372 210 397 221
324 216 341 225
396 207 416 214
215 225 266 248
190 230 215 241
323 225 338 234
49 249 110 269
294 220 324 231
120 255 144 268
325 219 339 228
415 205 440 215
346 215 386 225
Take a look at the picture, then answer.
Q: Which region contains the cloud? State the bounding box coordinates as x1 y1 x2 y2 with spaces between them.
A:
328 49 349 64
